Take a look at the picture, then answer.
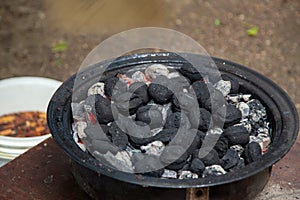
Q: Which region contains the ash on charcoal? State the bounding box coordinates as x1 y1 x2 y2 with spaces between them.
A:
189 158 205 176
145 64 169 80
131 71 146 82
74 121 87 139
221 149 240 170
140 141 165 156
148 75 173 104
134 155 164 177
221 74 239 94
135 105 162 129
244 142 262 164
214 80 231 96
128 81 149 104
172 92 198 112
104 76 127 98
72 132 86 151
71 102 85 121
87 82 105 96
178 63 203 82
230 145 245 156
178 170 198 179
248 99 267 125
237 102 250 118
257 133 271 151
94 94 115 124
162 169 177 179
202 165 227 177
167 72 180 79
223 125 250 146
93 151 134 173
108 122 129 150
227 94 251 103
84 124 110 141
90 140 120 155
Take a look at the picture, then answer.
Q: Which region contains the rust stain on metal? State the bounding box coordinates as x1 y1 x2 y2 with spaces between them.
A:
186 187 209 200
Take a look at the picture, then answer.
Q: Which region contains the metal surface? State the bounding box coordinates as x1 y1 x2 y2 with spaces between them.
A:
47 52 299 199
186 188 209 200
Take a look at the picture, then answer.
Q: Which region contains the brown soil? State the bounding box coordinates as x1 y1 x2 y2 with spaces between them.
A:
0 0 299 198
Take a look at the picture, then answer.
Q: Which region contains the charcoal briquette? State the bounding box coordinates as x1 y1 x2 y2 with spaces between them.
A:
178 63 204 82
108 122 129 150
170 129 201 155
203 88 226 111
213 135 229 158
148 75 173 104
134 155 164 177
128 81 149 104
160 145 188 167
104 76 127 98
190 81 211 107
189 158 205 176
221 149 240 170
164 112 191 129
94 94 115 124
172 92 198 112
198 149 221 166
135 105 163 129
114 92 144 115
244 142 262 164
169 75 191 92
223 125 250 146
213 104 242 127
152 128 177 144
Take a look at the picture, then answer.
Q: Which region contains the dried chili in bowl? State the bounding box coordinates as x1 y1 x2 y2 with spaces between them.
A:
0 111 49 137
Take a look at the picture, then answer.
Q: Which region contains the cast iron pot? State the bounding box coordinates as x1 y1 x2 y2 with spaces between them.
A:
47 52 298 200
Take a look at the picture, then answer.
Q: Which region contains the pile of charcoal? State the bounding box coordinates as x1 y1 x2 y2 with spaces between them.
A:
71 63 271 179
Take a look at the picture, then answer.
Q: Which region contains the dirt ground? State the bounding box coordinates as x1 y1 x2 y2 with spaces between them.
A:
0 0 299 198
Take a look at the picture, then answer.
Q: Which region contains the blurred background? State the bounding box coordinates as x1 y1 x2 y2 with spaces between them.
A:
0 0 299 127
0 1 299 198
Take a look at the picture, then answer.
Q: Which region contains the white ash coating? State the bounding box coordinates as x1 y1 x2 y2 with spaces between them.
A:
214 80 231 96
162 169 177 179
202 165 227 177
178 170 198 179
140 141 165 156
145 64 169 79
87 82 105 96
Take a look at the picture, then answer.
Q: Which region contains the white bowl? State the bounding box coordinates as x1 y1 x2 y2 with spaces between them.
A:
0 77 62 163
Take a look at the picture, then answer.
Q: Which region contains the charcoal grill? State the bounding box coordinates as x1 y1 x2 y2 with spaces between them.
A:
47 52 298 200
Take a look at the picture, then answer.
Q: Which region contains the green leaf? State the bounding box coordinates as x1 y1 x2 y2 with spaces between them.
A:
214 19 220 27
52 40 67 53
247 26 259 36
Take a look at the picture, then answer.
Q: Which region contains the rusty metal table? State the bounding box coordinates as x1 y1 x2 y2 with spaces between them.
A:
0 138 299 200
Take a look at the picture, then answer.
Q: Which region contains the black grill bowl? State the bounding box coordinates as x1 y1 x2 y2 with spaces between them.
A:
47 52 298 200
